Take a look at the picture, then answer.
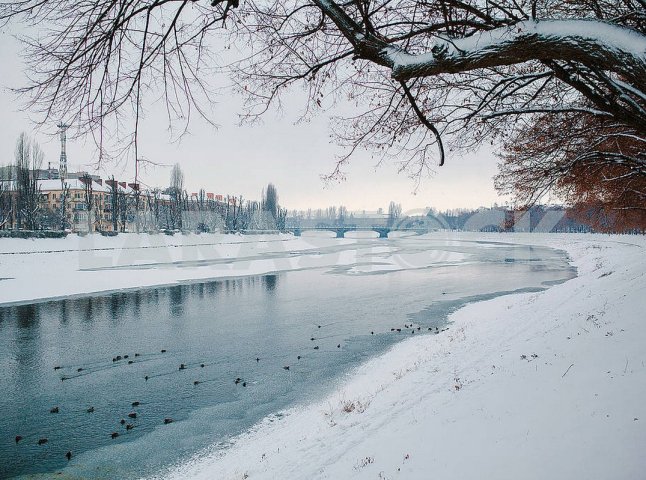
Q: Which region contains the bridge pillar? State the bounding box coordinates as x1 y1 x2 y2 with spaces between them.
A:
292 228 301 237
335 229 345 238
378 229 390 238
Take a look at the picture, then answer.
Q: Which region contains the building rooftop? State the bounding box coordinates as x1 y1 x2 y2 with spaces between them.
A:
38 178 112 193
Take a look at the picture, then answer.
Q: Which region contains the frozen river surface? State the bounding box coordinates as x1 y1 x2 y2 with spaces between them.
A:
0 236 575 478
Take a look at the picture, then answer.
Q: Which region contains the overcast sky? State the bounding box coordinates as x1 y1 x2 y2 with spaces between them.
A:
0 28 507 213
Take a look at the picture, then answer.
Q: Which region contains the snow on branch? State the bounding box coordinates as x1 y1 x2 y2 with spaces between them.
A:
385 20 646 84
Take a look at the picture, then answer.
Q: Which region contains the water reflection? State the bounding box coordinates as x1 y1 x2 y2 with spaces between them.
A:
263 274 278 292
132 289 142 317
169 286 185 317
58 300 69 325
81 298 94 325
109 294 121 321
15 304 39 329
0 278 283 332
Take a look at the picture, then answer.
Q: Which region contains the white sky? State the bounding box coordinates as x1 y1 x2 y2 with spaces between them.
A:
0 27 507 213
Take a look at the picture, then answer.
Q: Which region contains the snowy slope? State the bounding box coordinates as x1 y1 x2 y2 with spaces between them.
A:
159 234 646 480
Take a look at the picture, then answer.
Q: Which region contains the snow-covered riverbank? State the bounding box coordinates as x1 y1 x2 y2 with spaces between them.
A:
0 232 352 306
158 233 646 480
0 231 470 306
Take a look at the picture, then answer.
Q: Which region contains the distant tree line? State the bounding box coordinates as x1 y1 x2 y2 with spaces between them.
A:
1 135 288 234
287 203 643 234
428 206 643 234
287 205 354 229
156 168 287 233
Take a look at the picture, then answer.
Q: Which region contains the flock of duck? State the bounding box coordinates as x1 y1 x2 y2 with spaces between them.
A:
13 321 447 464
14 369 175 462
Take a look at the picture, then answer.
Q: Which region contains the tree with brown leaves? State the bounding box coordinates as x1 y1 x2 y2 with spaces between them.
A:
496 112 645 231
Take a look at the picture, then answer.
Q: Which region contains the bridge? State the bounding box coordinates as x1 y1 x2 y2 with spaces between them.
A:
288 226 428 238
286 214 443 238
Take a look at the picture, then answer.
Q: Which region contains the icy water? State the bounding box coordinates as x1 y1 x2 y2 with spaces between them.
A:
0 237 575 479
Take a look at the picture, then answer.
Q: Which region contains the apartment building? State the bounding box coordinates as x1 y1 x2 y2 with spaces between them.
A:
38 178 113 232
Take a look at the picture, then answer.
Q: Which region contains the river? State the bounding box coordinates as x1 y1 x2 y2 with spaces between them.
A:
0 236 575 478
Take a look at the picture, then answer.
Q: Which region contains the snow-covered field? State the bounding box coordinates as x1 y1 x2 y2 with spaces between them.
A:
1 232 644 479
154 233 645 480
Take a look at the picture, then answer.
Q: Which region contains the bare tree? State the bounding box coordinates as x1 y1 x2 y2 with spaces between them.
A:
108 177 119 232
169 163 184 230
276 206 287 231
181 190 191 230
224 1 645 182
14 133 30 229
261 183 279 227
225 195 245 231
2 1 644 206
80 173 94 232
147 188 161 231
118 188 129 232
132 184 142 233
196 188 210 232
337 205 347 226
0 166 14 229
59 180 70 231
14 133 43 230
387 201 402 228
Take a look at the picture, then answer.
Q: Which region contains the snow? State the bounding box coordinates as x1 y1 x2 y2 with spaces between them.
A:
386 19 646 70
0 233 351 306
37 178 112 192
346 249 466 274
531 19 646 55
152 233 646 480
